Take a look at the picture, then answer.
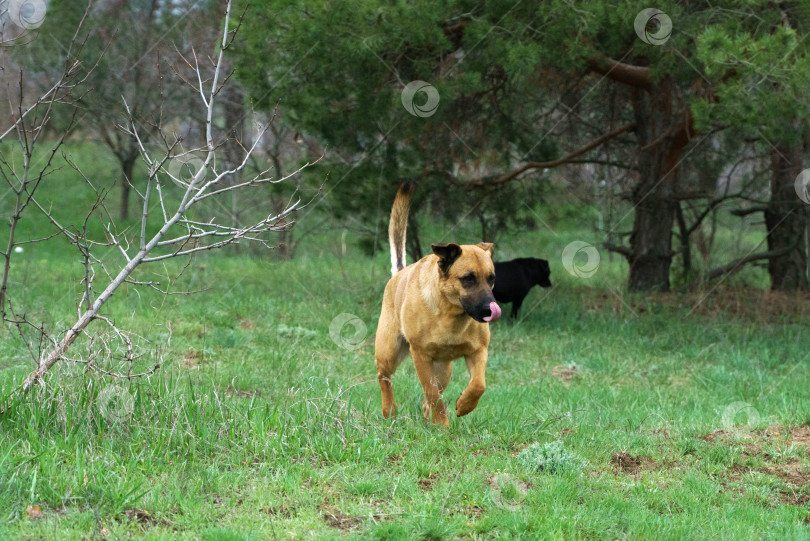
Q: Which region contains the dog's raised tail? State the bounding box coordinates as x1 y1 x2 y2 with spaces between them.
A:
389 182 414 276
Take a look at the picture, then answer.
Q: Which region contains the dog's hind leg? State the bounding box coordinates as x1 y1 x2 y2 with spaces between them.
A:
456 347 488 417
412 350 450 427
376 336 409 419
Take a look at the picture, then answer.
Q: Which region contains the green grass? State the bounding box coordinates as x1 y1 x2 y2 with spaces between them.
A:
0 143 809 539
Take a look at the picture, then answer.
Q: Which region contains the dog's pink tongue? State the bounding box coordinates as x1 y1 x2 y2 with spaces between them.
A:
483 301 502 322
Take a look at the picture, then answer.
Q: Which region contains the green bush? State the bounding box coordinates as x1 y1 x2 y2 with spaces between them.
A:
518 441 585 474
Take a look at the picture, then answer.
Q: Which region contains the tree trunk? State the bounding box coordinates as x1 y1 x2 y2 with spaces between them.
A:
675 202 692 281
628 195 676 291
268 130 297 260
626 85 685 292
222 82 245 226
120 156 136 220
765 143 808 290
272 197 294 259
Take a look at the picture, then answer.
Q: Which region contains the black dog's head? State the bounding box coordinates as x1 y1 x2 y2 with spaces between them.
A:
531 258 552 288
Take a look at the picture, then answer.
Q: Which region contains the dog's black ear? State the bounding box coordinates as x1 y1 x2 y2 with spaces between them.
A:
432 243 462 274
477 242 494 257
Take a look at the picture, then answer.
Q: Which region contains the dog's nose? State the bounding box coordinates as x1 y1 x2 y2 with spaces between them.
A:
483 301 501 322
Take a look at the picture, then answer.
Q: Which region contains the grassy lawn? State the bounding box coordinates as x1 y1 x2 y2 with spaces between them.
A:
1 145 810 539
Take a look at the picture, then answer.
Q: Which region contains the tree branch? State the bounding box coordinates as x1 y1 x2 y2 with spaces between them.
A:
469 122 635 187
588 55 653 91
685 246 795 289
730 206 769 217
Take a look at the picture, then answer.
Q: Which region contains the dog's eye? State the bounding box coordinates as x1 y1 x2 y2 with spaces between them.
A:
459 274 476 287
488 274 495 286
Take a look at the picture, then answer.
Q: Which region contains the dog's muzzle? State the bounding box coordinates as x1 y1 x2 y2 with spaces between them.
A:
462 296 502 323
483 301 502 322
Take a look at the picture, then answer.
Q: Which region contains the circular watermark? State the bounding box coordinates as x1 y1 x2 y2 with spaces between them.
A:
97 385 135 424
163 155 206 189
562 241 600 278
488 473 528 511
401 80 440 118
795 168 810 205
328 313 367 351
721 401 760 432
5 0 46 30
634 8 672 46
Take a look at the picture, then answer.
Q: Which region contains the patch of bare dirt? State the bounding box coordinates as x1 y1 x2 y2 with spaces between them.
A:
26 505 43 519
239 319 254 330
263 505 295 518
551 364 580 386
702 430 753 444
386 454 403 464
121 509 169 527
703 425 810 507
581 288 810 324
418 473 440 490
318 500 368 532
224 387 260 398
780 426 810 447
583 292 647 316
702 425 810 457
723 461 810 506
759 461 810 487
181 350 201 369
657 288 810 323
610 452 657 478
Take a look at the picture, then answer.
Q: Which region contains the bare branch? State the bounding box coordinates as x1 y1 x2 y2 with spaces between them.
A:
469 123 635 187
684 246 795 290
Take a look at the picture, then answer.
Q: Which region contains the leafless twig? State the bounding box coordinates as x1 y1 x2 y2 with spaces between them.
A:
2 1 320 401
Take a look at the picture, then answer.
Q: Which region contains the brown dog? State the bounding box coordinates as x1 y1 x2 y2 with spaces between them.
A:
375 183 502 427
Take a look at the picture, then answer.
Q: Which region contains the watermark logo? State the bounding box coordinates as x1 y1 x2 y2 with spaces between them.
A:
795 168 810 205
97 385 135 424
4 0 46 30
721 401 760 433
562 241 600 278
634 8 672 46
329 313 367 351
488 473 528 511
163 155 207 189
401 80 440 118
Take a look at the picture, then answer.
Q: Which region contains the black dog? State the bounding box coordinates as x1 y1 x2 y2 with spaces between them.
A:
493 258 552 318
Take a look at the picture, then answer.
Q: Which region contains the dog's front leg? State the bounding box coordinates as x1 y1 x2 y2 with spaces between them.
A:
412 350 450 427
456 348 488 417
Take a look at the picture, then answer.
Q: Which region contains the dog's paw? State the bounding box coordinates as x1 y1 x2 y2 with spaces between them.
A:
456 399 468 417
455 397 463 416
456 396 477 417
